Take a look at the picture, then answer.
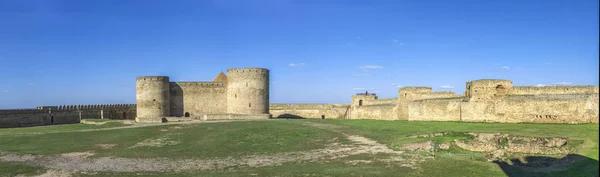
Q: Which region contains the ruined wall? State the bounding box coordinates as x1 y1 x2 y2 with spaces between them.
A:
226 68 269 114
460 94 599 124
408 97 465 121
494 94 598 124
510 86 599 95
350 104 397 120
466 79 513 100
269 104 351 119
169 82 227 118
397 87 461 120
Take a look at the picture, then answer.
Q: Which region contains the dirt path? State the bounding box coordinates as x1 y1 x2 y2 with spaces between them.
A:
1 120 428 174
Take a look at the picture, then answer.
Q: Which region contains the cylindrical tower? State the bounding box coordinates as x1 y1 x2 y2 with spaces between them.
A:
226 68 269 114
136 76 170 122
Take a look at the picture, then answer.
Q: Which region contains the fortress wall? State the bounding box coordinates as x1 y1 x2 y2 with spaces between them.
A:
510 86 599 95
170 82 227 118
459 101 499 123
408 97 464 121
364 98 397 106
190 113 271 120
269 104 350 119
460 94 599 124
0 109 82 128
0 109 47 128
494 94 599 124
350 104 397 120
397 87 461 120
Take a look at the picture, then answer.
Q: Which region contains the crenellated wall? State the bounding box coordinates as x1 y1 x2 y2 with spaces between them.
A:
0 104 137 128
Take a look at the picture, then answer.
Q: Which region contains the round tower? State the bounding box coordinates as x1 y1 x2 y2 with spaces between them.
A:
136 76 170 122
226 68 269 114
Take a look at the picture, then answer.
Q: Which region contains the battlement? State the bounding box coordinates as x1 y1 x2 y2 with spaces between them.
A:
55 104 136 111
226 68 269 73
171 82 226 87
136 76 169 81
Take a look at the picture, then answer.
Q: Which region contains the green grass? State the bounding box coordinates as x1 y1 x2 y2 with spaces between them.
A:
0 120 129 136
0 162 46 177
0 120 344 158
0 119 598 176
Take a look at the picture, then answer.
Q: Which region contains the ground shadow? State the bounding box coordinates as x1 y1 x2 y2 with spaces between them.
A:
493 154 598 177
276 114 305 119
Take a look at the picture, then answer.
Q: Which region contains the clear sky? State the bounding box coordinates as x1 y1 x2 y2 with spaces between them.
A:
0 0 598 108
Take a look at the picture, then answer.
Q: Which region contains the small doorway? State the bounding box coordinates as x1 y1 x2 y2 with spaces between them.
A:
122 112 127 119
184 112 190 117
321 115 325 119
359 100 363 106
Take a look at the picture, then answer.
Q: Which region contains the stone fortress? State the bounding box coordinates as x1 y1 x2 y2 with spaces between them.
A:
1 68 598 128
135 68 270 123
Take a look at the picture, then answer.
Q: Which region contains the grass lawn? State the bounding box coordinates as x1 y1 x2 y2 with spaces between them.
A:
0 119 129 136
0 119 597 177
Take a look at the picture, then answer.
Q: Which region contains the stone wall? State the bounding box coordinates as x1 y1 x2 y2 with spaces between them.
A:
510 86 599 95
192 113 271 120
0 104 137 128
169 82 227 117
269 104 350 119
350 104 397 120
408 97 464 121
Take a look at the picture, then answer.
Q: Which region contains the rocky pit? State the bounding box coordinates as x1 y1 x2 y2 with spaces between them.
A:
399 132 582 167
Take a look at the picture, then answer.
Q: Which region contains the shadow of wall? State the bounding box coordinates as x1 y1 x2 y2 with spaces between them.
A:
170 83 184 117
493 154 598 177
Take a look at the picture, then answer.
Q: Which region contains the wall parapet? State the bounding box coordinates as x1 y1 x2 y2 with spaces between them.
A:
504 94 597 100
171 82 225 87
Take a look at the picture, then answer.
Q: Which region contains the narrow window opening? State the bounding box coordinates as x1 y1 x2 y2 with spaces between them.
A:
359 100 363 106
185 112 190 117
249 103 251 107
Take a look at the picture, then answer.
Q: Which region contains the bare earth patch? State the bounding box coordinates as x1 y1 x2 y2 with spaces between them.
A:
79 120 107 125
129 138 180 148
95 144 117 149
16 169 73 177
60 151 95 158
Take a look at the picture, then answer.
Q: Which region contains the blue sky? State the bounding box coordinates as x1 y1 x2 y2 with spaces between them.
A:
0 0 598 108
